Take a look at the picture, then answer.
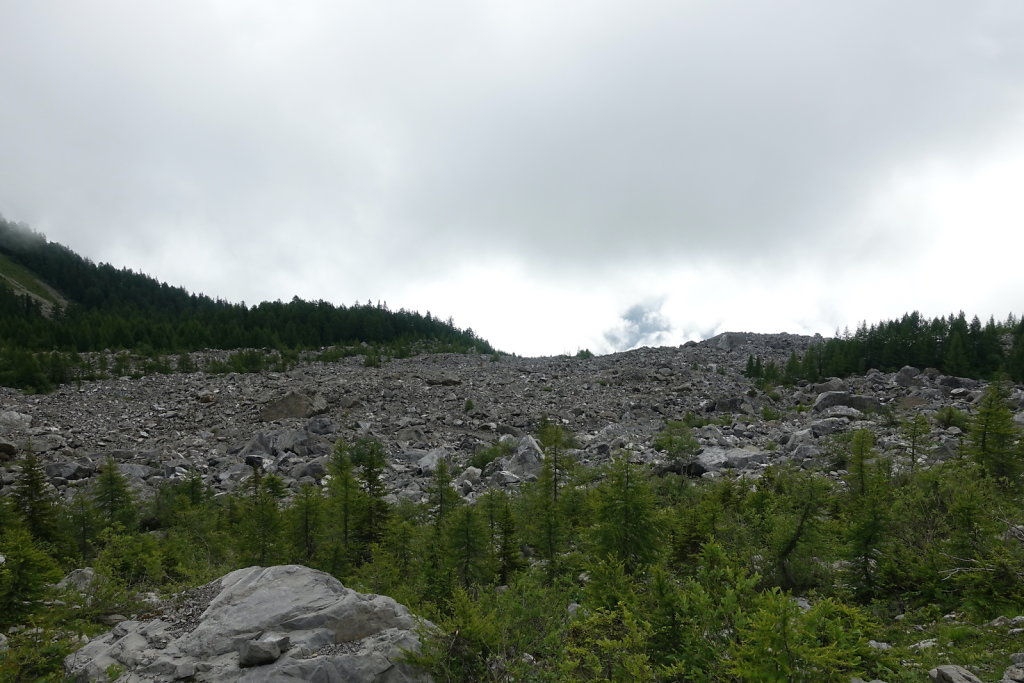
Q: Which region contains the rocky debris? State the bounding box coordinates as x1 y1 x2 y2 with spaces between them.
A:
1004 662 1024 683
691 446 768 475
0 334 1013 507
64 564 432 682
929 664 983 683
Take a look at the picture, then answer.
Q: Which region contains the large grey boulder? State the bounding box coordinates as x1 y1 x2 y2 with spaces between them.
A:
500 436 545 479
812 391 881 414
693 447 767 474
238 637 284 668
0 437 19 458
0 410 32 431
64 565 433 682
929 664 983 683
260 391 327 421
45 460 93 481
57 567 97 594
894 365 923 388
810 418 847 438
416 448 447 476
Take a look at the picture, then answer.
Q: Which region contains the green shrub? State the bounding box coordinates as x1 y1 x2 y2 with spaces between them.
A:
728 590 891 681
935 405 970 430
0 526 61 626
469 440 515 470
653 421 699 462
363 348 381 368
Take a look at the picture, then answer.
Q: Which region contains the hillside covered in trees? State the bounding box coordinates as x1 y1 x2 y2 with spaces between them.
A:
0 217 494 391
746 311 1024 388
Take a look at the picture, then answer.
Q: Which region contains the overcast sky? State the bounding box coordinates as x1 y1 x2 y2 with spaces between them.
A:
2 1 1023 356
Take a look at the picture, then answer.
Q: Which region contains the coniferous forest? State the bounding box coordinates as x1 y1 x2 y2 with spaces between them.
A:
0 218 494 392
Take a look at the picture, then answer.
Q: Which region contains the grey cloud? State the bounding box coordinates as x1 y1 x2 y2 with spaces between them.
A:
3 1 1023 277
603 300 673 351
0 1 1023 355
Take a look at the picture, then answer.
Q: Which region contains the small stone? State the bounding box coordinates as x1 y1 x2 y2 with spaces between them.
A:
174 662 197 679
238 638 282 667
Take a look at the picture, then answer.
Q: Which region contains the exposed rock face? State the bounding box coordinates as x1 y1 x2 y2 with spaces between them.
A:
64 564 432 682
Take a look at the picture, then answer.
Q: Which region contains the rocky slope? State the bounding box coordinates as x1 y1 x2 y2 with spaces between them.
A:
1 332 1019 505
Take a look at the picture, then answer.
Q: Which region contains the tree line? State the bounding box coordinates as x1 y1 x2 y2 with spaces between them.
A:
746 310 1024 387
0 217 494 391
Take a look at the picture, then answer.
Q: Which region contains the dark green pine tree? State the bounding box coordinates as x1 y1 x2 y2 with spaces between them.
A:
759 466 831 591
320 439 366 575
66 490 100 563
537 417 575 504
523 455 564 577
238 465 284 566
968 381 1021 483
428 458 460 529
843 430 891 599
900 413 931 476
0 495 16 536
800 346 822 383
0 526 61 627
494 497 522 585
445 504 490 588
351 436 389 548
783 351 802 385
1008 325 1024 383
593 455 660 575
944 330 970 377
12 445 60 544
286 483 323 564
91 457 137 531
646 565 687 670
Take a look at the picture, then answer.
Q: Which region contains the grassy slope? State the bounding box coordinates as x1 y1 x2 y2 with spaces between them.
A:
0 252 67 315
